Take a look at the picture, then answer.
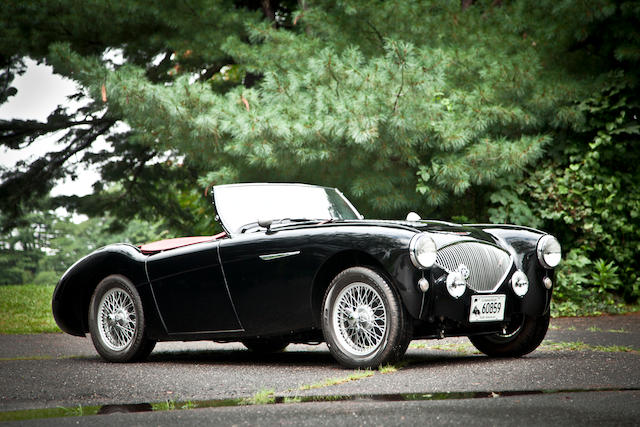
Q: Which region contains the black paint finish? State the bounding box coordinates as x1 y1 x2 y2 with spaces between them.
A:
52 219 555 343
52 244 152 336
146 241 242 334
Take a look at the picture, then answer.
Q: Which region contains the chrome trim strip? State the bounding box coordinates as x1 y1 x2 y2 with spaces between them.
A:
259 250 301 261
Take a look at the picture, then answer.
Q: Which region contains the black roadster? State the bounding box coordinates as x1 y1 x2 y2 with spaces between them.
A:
52 183 561 368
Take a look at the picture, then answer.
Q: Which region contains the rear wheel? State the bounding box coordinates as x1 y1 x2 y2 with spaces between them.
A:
322 266 412 369
468 312 550 357
89 275 156 362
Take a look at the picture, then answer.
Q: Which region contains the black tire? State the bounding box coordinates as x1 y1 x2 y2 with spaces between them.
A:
468 312 550 357
242 339 289 353
322 266 412 369
88 274 156 362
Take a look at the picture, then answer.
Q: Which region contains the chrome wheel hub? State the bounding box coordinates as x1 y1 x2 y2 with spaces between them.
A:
332 282 387 356
107 310 128 327
346 306 375 331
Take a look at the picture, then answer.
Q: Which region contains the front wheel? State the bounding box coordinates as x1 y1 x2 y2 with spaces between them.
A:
468 312 550 357
88 275 156 362
322 266 412 369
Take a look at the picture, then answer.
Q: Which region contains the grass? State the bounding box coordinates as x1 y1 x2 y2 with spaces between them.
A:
0 405 102 423
0 355 81 362
152 399 177 411
63 405 86 417
181 400 197 410
298 370 374 391
243 389 276 405
410 341 480 355
551 298 640 317
377 363 399 374
540 340 638 353
409 338 639 355
0 285 60 334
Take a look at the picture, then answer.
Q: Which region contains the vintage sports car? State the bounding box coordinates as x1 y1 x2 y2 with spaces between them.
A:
52 183 561 368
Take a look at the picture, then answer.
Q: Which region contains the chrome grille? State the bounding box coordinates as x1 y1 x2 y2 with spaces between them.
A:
436 241 512 293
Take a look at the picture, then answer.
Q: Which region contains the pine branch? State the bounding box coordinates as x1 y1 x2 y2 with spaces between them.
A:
393 64 405 113
0 119 115 225
325 56 341 98
365 21 385 49
391 43 406 113
0 115 114 149
117 150 156 202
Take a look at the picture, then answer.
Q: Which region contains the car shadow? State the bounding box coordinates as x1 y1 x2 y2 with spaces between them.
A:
401 348 561 370
73 344 559 370
146 347 338 367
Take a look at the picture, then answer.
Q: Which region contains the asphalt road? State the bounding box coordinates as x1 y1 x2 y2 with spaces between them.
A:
1 313 639 425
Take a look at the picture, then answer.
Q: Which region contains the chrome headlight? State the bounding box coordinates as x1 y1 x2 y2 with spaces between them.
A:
511 270 529 297
409 233 437 269
537 235 562 269
446 271 467 298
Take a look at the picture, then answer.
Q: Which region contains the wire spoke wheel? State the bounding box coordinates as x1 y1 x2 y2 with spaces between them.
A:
323 266 412 368
89 275 156 362
97 288 137 351
332 282 387 356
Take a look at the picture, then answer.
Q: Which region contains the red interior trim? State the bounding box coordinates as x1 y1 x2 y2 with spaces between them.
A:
139 231 227 254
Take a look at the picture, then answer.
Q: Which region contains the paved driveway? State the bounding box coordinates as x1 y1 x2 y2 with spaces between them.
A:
1 313 639 425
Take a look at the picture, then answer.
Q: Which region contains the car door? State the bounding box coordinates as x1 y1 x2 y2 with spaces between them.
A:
146 241 242 334
218 230 328 335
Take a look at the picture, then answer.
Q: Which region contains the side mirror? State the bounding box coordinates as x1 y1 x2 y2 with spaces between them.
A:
406 212 421 221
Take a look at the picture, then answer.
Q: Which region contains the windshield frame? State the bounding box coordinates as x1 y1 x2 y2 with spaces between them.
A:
212 183 363 236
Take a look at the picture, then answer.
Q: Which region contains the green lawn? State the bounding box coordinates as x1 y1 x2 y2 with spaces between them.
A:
0 285 61 334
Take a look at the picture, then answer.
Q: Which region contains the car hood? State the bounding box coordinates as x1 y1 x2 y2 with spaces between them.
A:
137 220 500 254
326 219 499 248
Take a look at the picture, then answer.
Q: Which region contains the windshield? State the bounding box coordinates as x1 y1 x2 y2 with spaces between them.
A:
213 183 362 235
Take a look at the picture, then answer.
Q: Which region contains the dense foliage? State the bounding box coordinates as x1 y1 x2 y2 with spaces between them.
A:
1 1 639 313
490 77 640 314
0 211 167 285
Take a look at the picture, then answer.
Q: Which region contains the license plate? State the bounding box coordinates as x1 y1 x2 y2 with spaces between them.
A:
469 294 506 322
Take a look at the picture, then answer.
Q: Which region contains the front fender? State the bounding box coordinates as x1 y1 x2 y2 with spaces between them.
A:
52 244 153 336
470 224 554 316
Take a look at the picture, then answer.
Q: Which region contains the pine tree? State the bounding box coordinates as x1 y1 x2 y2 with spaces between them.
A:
0 0 267 231
2 0 638 224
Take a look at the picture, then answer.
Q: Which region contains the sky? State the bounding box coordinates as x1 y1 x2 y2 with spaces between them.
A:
0 58 102 197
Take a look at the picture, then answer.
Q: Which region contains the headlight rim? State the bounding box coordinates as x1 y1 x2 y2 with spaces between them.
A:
537 234 562 269
409 233 437 269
